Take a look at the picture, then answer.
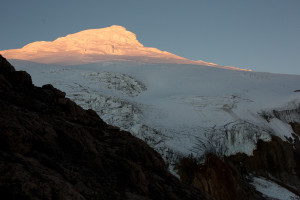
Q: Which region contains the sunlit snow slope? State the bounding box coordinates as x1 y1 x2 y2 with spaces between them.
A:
11 59 300 166
0 25 249 71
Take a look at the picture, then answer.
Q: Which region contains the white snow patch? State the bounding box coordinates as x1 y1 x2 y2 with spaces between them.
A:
268 118 295 141
251 177 300 200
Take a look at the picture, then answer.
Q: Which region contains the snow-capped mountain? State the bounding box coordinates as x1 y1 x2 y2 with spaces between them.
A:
3 25 299 167
3 25 300 198
0 25 249 71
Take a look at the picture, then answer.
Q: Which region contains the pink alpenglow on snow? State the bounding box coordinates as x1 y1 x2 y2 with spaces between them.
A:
0 25 251 71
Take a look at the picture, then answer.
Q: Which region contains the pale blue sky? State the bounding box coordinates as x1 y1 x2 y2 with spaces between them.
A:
1 0 299 74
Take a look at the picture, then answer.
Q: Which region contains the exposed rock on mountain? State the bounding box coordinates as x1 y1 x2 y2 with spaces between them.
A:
175 133 300 200
175 154 263 200
192 154 263 200
0 55 211 200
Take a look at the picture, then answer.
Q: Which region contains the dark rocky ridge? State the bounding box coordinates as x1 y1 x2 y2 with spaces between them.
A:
0 55 211 200
176 129 300 200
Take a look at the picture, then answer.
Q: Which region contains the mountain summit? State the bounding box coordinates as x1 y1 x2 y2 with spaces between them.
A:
0 25 250 70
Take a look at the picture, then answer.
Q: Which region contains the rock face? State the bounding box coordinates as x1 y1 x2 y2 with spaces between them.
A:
193 154 263 200
176 133 300 200
0 55 211 200
176 154 263 200
226 135 300 189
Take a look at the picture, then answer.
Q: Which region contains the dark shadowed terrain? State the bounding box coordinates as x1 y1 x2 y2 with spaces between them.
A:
0 55 212 200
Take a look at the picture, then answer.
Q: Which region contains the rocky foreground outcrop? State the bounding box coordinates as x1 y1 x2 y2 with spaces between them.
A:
0 55 211 200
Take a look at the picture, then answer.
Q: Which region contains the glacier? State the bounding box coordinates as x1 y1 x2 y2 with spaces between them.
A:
11 59 300 167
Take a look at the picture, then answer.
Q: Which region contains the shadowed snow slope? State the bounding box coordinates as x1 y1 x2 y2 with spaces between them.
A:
11 60 300 168
0 25 250 70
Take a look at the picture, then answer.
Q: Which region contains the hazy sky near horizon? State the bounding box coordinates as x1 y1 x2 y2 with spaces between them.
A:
1 0 299 74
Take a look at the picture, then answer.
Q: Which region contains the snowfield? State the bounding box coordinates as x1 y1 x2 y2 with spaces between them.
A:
250 176 300 200
11 59 300 166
